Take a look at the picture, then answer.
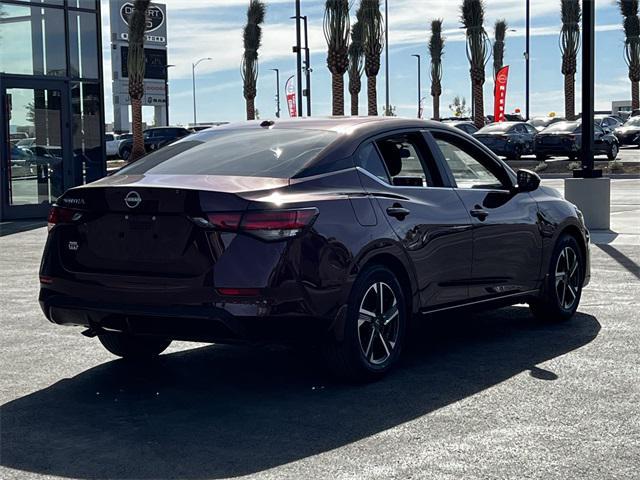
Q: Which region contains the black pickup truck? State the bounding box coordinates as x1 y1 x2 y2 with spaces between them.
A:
118 127 192 160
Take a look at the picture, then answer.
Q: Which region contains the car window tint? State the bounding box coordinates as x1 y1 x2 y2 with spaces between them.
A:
356 143 390 183
375 133 435 187
105 134 114 141
117 129 337 178
433 135 505 190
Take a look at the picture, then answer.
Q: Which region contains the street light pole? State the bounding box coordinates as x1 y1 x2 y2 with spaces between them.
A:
525 0 530 120
385 0 390 115
163 64 175 126
411 54 421 119
577 0 600 178
192 57 212 126
270 68 281 118
294 0 303 117
302 15 312 117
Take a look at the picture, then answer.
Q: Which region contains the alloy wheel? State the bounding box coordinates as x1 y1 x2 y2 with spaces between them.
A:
357 282 400 365
555 246 580 310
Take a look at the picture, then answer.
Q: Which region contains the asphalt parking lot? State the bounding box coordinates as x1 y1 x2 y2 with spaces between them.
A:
1 179 638 480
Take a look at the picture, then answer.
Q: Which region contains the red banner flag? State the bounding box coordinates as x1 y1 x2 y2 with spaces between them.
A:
285 75 297 118
494 66 510 122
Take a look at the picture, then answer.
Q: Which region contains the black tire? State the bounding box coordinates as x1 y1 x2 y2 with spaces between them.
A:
529 234 583 322
98 332 172 359
323 265 408 382
120 146 131 161
607 143 619 160
536 154 548 161
568 154 577 161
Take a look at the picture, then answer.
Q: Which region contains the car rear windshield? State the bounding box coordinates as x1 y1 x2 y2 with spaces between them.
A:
544 122 580 133
477 123 513 133
117 128 337 178
625 117 640 127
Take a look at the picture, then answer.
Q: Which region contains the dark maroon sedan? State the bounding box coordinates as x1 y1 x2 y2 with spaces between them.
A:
40 117 590 381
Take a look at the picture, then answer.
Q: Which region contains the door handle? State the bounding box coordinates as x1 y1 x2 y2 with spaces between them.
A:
387 205 410 220
470 207 489 221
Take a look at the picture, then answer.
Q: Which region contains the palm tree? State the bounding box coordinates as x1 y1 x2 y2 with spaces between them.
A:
618 0 640 110
241 0 266 121
461 0 491 129
358 0 384 116
348 22 365 116
429 19 445 120
559 0 581 121
324 0 350 116
127 0 150 162
493 19 508 79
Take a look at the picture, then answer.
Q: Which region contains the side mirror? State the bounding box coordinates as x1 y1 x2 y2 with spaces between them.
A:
516 169 541 193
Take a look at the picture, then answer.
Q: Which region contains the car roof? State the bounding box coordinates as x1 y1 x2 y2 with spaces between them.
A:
182 117 466 176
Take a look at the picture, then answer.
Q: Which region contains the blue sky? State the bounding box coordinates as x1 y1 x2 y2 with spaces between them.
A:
100 0 633 125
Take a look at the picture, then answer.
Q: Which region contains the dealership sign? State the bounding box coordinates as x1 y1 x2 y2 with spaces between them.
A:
120 2 165 33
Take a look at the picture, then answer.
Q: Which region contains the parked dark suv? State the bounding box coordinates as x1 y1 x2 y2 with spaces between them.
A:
40 118 590 381
118 127 191 160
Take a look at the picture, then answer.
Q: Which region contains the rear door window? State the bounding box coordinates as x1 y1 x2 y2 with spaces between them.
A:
374 132 441 187
356 143 390 183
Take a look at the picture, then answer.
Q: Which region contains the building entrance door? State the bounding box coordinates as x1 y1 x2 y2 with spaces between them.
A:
1 78 72 220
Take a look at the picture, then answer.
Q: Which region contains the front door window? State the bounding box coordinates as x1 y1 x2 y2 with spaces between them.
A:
6 87 65 206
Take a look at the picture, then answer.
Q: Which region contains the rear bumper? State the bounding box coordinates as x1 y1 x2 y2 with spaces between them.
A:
39 292 334 345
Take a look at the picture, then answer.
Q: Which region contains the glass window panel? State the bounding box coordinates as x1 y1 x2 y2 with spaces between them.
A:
71 82 104 183
435 138 502 190
0 3 66 76
6 87 65 205
7 1 64 5
67 0 97 9
68 10 98 78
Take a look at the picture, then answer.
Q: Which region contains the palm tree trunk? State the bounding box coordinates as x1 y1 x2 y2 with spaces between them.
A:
130 97 145 162
473 82 484 129
632 81 639 111
246 97 256 121
367 75 378 116
565 73 576 121
351 93 359 116
433 96 440 121
332 73 345 116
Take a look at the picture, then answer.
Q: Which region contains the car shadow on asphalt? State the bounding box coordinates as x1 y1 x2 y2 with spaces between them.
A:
0 307 600 480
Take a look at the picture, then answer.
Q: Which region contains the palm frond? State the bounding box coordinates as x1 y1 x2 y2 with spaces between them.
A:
618 0 639 18
324 0 351 76
127 0 151 100
357 0 384 76
618 0 640 80
241 0 266 96
429 19 444 63
349 21 365 78
493 19 507 78
559 0 581 74
461 0 490 70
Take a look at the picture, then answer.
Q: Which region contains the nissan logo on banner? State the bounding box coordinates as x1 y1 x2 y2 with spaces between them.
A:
120 2 165 33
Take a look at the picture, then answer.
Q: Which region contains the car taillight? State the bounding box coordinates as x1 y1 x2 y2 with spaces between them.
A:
47 206 81 232
217 288 261 297
205 208 318 241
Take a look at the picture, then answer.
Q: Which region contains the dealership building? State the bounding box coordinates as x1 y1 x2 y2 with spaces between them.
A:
0 0 106 221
